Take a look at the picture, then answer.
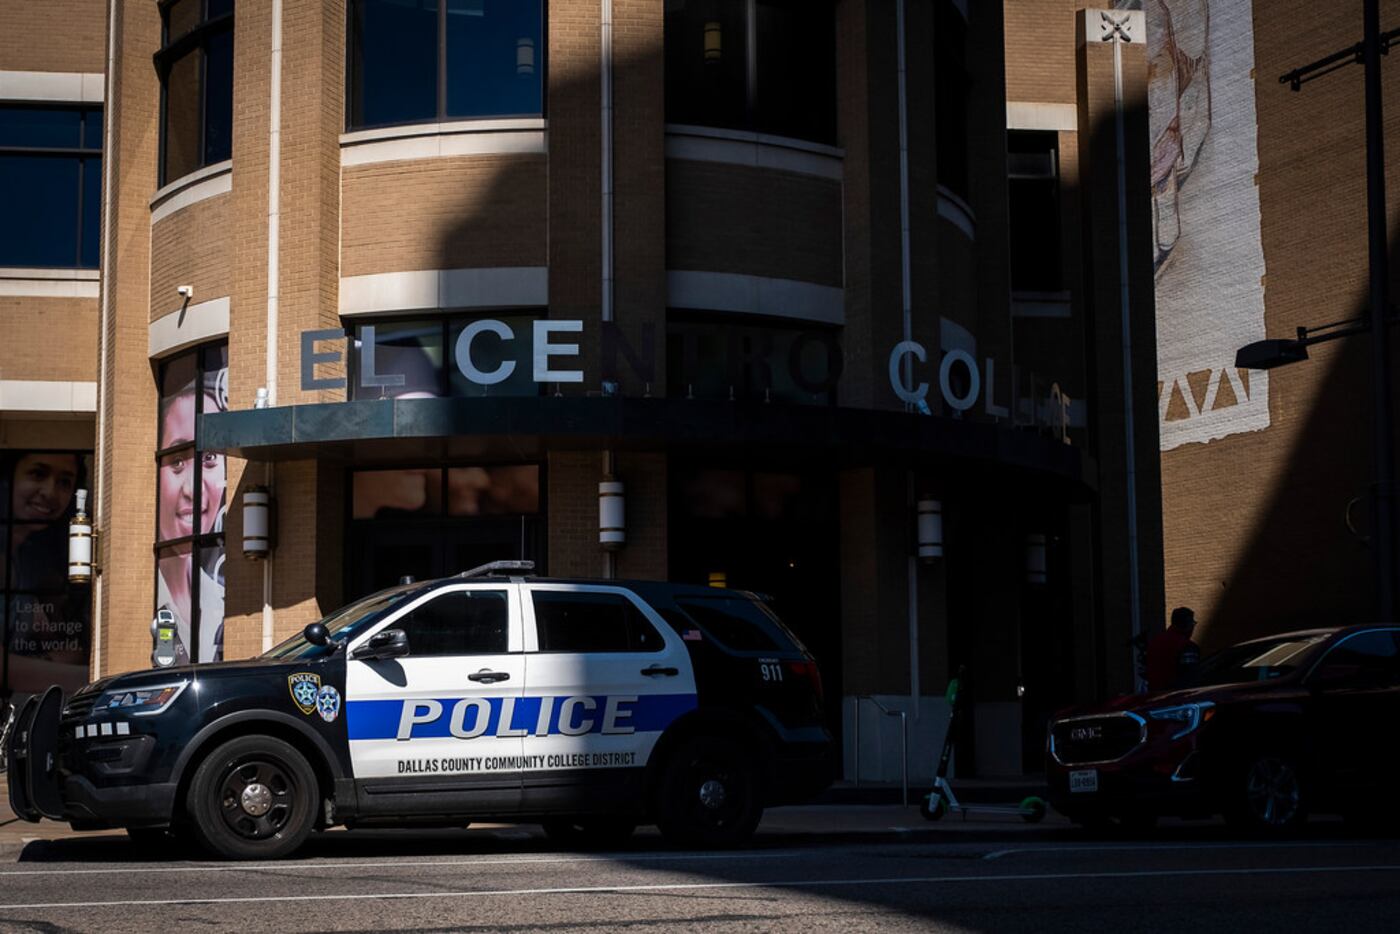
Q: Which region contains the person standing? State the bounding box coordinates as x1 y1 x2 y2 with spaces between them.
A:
1146 606 1203 692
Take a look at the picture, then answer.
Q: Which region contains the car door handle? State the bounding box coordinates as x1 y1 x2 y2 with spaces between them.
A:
641 665 678 677
468 670 511 684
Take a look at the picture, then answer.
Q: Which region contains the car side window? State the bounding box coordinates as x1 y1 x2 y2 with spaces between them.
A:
531 590 663 653
391 590 509 656
1313 630 1400 686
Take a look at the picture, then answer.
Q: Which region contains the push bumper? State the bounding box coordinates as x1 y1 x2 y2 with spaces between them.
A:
60 776 178 828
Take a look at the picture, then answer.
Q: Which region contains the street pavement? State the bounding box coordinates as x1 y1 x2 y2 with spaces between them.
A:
0 805 1398 932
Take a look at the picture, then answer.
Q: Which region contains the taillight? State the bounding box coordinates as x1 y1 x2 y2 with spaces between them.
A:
788 659 824 706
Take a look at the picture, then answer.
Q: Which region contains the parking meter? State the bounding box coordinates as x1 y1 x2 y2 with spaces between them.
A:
152 609 178 668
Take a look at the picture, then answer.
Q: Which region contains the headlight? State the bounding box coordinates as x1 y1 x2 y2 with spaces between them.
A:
95 681 189 717
1147 701 1215 740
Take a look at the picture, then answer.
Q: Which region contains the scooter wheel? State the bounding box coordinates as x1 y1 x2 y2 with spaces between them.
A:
921 794 947 821
1020 796 1048 824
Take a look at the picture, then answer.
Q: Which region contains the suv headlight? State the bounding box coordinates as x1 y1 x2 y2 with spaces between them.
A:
95 681 189 717
1146 701 1215 740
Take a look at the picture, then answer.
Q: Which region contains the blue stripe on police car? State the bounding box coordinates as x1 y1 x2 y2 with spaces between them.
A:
347 693 698 741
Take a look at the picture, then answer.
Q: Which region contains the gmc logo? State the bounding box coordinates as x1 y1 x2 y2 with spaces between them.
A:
1069 726 1103 742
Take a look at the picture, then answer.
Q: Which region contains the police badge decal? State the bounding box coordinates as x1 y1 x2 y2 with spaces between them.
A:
288 672 321 716
316 685 341 723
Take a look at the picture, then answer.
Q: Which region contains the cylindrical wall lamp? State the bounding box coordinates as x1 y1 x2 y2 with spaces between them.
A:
599 476 625 551
68 489 96 584
516 36 536 75
1026 533 1048 585
243 486 273 559
916 497 943 562
703 21 722 62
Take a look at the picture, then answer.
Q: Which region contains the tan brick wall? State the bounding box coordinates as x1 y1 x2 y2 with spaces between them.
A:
0 296 98 381
665 161 844 288
1158 0 1400 649
547 450 602 578
97 0 162 678
149 194 234 322
340 156 548 278
0 0 107 73
1003 0 1082 105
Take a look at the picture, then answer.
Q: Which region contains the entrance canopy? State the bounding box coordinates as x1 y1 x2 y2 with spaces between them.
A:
200 397 1095 488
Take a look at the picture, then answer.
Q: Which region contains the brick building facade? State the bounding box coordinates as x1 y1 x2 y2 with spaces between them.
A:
5 0 1164 780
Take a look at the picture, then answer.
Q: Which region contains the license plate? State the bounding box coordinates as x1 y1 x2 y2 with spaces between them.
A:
1069 769 1099 794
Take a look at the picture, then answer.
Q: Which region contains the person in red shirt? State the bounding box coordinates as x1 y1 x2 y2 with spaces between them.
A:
1146 607 1202 692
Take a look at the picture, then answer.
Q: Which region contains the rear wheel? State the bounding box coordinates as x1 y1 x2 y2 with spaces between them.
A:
1225 753 1307 833
541 817 637 849
656 737 762 848
185 735 319 860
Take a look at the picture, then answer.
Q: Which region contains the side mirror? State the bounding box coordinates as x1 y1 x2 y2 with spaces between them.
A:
351 628 410 661
303 623 330 647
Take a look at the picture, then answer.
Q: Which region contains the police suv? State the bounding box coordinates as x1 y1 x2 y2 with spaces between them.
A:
7 562 833 859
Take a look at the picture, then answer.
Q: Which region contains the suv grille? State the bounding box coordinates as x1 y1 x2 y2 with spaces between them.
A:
60 691 97 727
1051 714 1145 765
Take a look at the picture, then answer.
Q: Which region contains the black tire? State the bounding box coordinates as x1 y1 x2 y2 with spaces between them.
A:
185 735 319 860
1224 752 1308 834
541 817 637 848
920 793 947 821
655 736 762 848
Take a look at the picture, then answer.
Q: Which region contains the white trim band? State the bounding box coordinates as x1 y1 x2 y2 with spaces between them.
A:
665 124 844 180
937 186 977 241
0 70 104 103
667 270 845 325
150 160 232 224
339 267 549 316
1006 101 1078 132
340 119 548 166
148 296 231 359
0 380 97 413
0 267 100 298
1011 291 1073 318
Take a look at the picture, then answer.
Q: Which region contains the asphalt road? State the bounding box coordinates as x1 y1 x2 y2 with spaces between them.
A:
0 822 1398 932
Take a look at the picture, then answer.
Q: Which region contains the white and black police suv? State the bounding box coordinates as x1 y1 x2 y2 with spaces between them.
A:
7 562 833 859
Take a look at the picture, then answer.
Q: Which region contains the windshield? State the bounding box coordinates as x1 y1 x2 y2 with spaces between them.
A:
262 584 421 660
1186 635 1329 687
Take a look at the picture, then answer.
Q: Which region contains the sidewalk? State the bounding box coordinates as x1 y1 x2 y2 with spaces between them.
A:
0 770 1065 862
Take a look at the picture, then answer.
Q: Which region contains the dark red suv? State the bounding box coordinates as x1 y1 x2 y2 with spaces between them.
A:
1046 625 1400 831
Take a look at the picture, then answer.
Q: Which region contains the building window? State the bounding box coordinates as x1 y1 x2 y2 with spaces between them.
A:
666 314 841 405
154 343 228 664
1008 130 1063 293
0 105 102 268
934 0 969 201
665 0 836 145
1 450 93 697
347 314 543 401
155 0 234 186
347 0 546 131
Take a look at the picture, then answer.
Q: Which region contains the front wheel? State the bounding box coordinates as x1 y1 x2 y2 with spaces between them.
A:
655 737 762 848
185 735 319 860
1225 753 1308 833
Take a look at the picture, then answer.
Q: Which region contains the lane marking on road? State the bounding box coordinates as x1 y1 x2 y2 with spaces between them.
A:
0 848 833 878
2 862 1399 910
982 841 1391 861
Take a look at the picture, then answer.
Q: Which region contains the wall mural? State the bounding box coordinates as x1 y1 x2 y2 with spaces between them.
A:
1121 0 1270 450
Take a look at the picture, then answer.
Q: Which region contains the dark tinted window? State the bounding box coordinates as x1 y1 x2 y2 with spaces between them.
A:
348 0 545 131
664 0 836 145
532 590 663 653
1008 131 1062 292
0 105 102 268
1189 635 1328 686
395 589 509 656
675 594 800 653
1313 630 1400 686
157 0 235 185
934 0 969 200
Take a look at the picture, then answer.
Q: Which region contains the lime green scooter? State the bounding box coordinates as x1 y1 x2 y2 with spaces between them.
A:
921 667 1048 823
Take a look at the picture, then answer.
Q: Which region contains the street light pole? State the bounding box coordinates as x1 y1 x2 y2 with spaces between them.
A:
1362 0 1397 623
